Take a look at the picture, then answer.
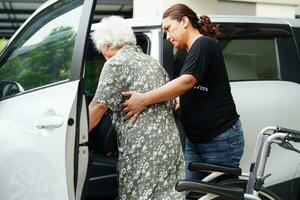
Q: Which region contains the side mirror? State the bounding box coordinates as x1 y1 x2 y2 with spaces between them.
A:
0 80 24 99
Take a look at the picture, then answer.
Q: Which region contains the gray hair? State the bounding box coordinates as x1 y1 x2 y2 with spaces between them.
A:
91 16 136 52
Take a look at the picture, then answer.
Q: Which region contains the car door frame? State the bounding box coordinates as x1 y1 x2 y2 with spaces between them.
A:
0 0 96 199
70 0 97 199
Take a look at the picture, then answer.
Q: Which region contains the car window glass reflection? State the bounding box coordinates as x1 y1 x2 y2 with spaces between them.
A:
219 38 278 81
0 3 83 100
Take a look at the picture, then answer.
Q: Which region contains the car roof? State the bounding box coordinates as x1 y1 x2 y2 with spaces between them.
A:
91 17 162 31
211 15 300 28
283 18 300 28
91 15 300 30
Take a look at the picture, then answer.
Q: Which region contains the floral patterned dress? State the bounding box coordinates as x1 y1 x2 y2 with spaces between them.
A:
93 45 184 200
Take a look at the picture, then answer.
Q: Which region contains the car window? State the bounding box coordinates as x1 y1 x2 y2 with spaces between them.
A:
0 1 83 100
277 36 300 84
292 27 300 58
219 38 278 81
84 39 106 100
163 38 278 81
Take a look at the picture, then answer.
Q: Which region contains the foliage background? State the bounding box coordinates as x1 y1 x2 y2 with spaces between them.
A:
0 38 7 51
0 27 75 90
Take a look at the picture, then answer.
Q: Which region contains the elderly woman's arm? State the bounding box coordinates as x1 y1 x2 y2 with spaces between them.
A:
88 101 108 131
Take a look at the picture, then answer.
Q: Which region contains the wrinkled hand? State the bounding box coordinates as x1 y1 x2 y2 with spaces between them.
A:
175 97 180 112
122 91 147 124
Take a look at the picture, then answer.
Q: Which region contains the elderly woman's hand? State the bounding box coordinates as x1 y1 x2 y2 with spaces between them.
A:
122 91 147 123
174 96 180 111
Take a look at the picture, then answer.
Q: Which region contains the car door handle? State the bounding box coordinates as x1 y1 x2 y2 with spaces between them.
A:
35 115 64 129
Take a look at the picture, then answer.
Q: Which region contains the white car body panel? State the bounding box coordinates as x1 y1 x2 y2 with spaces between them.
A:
230 81 300 186
75 96 89 200
143 29 161 61
0 80 79 200
0 0 94 198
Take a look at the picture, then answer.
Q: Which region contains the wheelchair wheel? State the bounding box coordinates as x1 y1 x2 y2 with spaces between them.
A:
258 188 282 200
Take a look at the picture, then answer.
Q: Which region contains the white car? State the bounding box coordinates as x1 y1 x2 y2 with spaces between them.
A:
0 0 300 200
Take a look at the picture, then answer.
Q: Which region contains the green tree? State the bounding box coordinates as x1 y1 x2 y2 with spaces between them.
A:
0 38 8 51
0 26 76 90
85 54 105 95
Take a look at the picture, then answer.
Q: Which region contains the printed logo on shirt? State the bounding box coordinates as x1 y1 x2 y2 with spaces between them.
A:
193 85 208 92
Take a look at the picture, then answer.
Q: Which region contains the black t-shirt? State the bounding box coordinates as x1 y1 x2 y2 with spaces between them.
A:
180 36 239 143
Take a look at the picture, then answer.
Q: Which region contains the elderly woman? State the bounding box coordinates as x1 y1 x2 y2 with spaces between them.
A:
88 16 184 200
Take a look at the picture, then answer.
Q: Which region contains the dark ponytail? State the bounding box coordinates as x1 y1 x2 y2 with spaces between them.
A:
199 15 219 38
163 4 219 38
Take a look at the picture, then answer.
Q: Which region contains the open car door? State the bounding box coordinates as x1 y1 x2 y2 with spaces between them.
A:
0 0 95 199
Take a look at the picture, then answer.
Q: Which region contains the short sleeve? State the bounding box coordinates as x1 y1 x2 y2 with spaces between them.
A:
92 61 123 112
180 37 210 82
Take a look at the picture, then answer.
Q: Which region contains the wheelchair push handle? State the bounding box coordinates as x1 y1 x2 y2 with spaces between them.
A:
276 126 300 142
276 126 300 135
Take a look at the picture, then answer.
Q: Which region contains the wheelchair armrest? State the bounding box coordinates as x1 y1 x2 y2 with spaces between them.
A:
176 180 244 200
188 162 242 176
